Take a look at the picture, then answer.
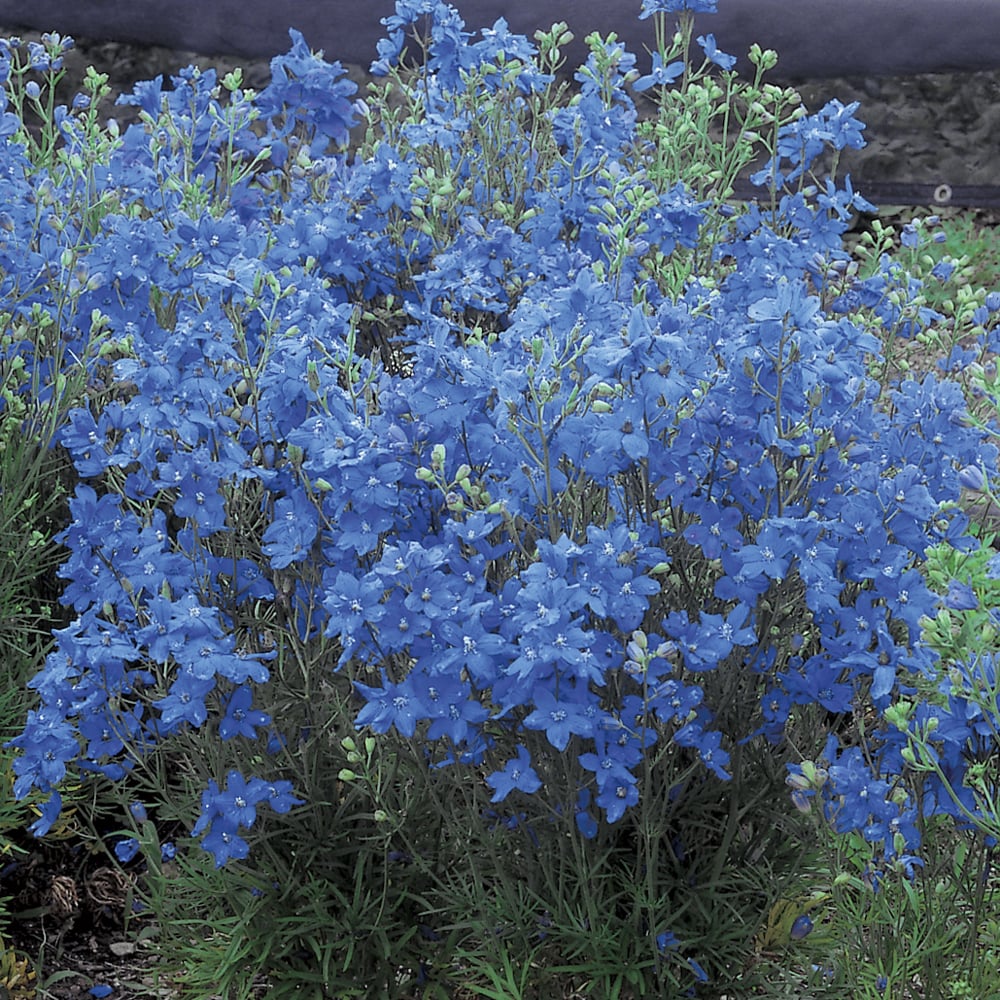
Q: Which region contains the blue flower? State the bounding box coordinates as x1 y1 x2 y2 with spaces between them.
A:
114 838 140 863
688 957 709 983
958 464 985 491
522 687 595 752
595 774 639 823
640 0 718 16
262 495 319 570
7 0 997 870
683 501 744 560
219 686 271 741
201 818 250 868
263 780 305 814
656 930 679 952
575 788 599 839
10 710 80 796
944 579 978 611
354 675 428 738
789 914 813 940
632 53 686 93
322 570 387 637
213 771 268 829
485 747 543 802
425 676 490 743
696 34 736 70
153 672 216 731
255 28 358 152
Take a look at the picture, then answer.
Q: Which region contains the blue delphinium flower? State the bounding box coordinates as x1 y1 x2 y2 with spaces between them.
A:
190 772 302 867
632 53 686 92
114 837 140 863
696 34 736 70
6 0 1000 873
522 687 595 752
153 672 216 731
789 914 813 940
944 579 979 611
255 28 358 154
261 495 319 569
353 675 428 738
640 0 718 16
485 747 543 802
201 819 251 868
9 709 79 799
219 686 271 741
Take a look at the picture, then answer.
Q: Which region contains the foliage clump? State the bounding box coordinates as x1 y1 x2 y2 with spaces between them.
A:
2 2 1000 995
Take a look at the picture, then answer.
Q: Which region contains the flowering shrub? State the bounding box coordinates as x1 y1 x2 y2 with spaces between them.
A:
4 1 1000 991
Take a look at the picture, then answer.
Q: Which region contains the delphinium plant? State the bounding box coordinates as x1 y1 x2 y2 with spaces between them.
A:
4 1 1000 996
769 209 1000 998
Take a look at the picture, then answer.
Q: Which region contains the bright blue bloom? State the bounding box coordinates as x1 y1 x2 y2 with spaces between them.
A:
632 53 686 92
219 686 271 741
256 29 358 153
640 0 718 16
114 838 140 863
10 710 79 797
595 772 639 823
152 672 216 731
425 676 490 743
944 579 978 611
485 746 543 802
262 495 319 569
958 464 985 491
683 501 744 560
201 818 250 868
354 675 429 738
770 99 866 181
522 687 595 752
656 930 679 952
789 914 813 940
213 770 268 829
731 523 796 582
262 780 304 814
667 603 757 672
687 957 709 983
323 570 387 637
7 0 999 866
697 34 736 70
575 788 599 839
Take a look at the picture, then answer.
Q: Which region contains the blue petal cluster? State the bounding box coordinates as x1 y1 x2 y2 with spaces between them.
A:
4 2 1000 872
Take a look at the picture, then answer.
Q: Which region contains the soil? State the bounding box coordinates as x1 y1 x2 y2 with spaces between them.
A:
1 24 999 1000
